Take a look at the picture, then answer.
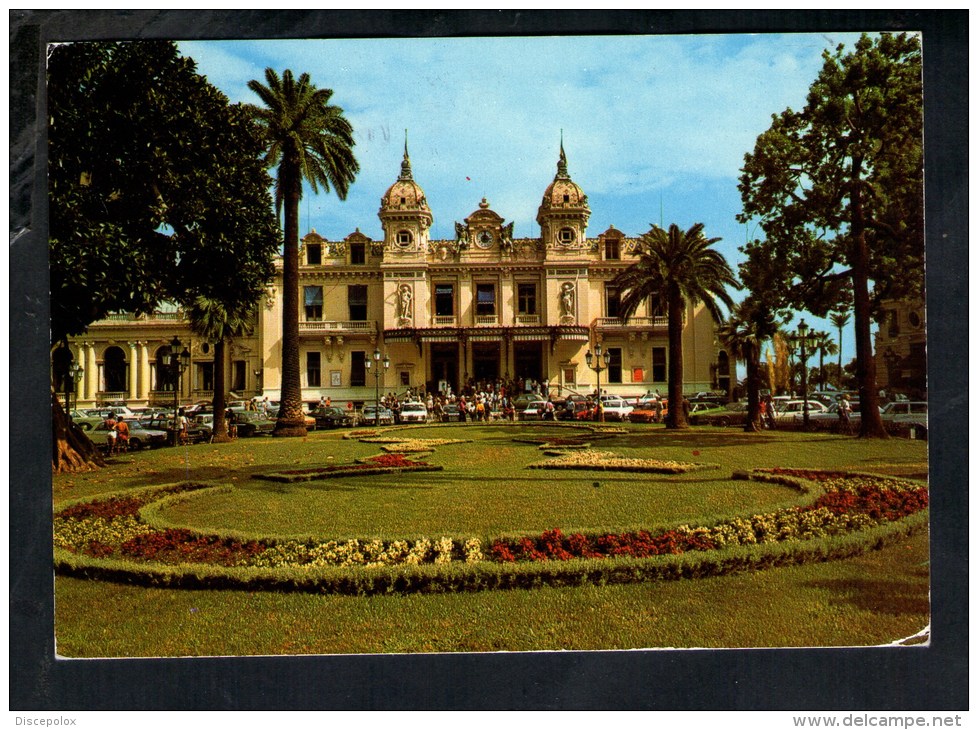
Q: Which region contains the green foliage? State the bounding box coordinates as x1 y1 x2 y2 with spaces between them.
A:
612 223 739 428
48 41 280 342
245 68 359 432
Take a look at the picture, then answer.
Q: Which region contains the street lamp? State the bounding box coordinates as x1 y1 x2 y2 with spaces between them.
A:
364 347 390 426
787 319 818 430
65 358 83 417
169 335 191 445
584 342 611 423
253 368 263 395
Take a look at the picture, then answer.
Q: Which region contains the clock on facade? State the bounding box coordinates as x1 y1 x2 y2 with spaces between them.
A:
477 230 494 249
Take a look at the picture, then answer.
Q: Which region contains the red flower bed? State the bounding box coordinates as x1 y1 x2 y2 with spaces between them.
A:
119 529 266 566
762 468 852 482
488 474 927 563
58 496 145 520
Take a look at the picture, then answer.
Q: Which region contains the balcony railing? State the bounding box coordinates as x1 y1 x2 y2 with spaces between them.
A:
299 320 377 334
514 314 541 325
99 311 183 323
593 316 667 329
432 315 457 327
474 314 499 326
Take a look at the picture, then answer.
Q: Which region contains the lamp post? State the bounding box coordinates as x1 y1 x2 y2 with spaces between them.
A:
364 347 390 426
584 342 611 423
169 335 191 446
253 368 263 395
65 359 83 417
787 319 818 430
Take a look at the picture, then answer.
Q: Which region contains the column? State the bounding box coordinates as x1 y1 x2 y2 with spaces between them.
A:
128 342 139 401
84 343 97 401
139 342 151 400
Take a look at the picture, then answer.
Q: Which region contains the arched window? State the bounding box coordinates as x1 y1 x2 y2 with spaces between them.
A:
103 346 128 394
154 345 175 391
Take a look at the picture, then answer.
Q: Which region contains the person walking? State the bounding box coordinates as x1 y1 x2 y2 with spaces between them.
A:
837 394 853 435
114 415 129 452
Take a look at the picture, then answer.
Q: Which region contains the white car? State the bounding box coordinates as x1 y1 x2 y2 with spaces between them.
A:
775 400 828 421
400 402 429 423
519 400 549 421
880 401 928 424
600 397 634 422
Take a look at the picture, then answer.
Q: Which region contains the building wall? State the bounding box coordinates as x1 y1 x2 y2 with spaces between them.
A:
66 149 726 408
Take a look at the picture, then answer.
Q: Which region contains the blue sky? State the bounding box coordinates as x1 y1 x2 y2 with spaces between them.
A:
177 32 871 367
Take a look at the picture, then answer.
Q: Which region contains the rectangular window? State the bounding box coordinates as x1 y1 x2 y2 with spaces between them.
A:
517 283 537 315
350 242 366 265
434 283 455 316
198 362 214 392
400 371 410 386
606 285 621 319
563 367 576 385
605 238 621 260
306 351 321 387
232 360 246 391
350 351 366 387
652 347 667 382
607 347 623 384
476 283 496 316
304 286 323 321
348 285 368 321
306 244 322 265
632 367 644 382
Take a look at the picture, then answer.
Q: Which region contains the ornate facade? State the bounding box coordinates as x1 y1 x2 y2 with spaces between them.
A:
63 142 730 408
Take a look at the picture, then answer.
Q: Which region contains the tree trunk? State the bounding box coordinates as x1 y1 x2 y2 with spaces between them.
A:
274 164 308 437
743 343 762 433
211 337 230 443
52 391 104 473
850 155 888 438
666 290 688 429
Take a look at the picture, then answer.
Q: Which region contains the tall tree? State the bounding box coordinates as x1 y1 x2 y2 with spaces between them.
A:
246 69 359 437
766 332 792 396
48 40 279 471
613 223 738 429
738 33 922 437
812 331 839 390
718 298 778 432
829 310 851 388
186 298 258 443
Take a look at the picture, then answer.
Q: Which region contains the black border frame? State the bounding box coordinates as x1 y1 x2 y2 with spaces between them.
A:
10 9 968 710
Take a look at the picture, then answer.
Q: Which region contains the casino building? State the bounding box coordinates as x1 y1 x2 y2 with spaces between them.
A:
63 142 731 409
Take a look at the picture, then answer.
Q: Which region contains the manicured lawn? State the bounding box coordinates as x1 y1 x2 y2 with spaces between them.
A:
52 423 929 656
54 529 929 656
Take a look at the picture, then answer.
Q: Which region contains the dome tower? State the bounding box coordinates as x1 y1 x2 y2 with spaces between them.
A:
536 138 590 252
378 133 433 257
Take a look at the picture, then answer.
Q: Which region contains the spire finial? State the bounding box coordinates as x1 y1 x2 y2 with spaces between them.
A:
556 131 569 179
398 129 414 181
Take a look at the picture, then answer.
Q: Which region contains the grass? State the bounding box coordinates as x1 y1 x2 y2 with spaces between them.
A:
54 529 929 656
52 422 930 656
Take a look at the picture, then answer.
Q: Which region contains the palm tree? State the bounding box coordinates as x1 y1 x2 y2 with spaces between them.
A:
829 311 850 389
717 298 777 432
186 297 256 443
246 69 359 437
613 223 738 428
812 331 839 390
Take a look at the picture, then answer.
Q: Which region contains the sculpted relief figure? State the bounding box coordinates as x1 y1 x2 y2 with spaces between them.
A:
560 282 575 321
397 284 413 324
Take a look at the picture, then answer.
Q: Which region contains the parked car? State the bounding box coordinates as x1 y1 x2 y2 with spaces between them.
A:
399 401 429 424
628 399 664 424
84 406 136 419
440 403 464 422
314 406 355 429
600 397 634 422
774 400 828 421
235 411 277 437
140 414 211 444
690 401 750 427
361 405 394 426
91 421 168 451
68 410 104 431
519 400 549 421
880 401 928 424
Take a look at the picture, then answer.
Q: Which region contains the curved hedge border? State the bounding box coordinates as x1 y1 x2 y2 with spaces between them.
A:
527 449 718 474
255 453 442 483
53 469 928 595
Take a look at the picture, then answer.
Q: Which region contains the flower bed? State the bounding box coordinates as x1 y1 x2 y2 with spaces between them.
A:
528 449 717 474
257 453 442 483
53 471 928 595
